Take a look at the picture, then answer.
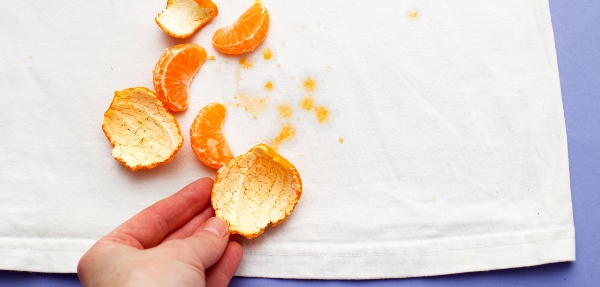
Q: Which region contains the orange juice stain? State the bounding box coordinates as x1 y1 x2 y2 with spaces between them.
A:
303 78 317 92
314 105 329 123
265 81 274 91
339 138 344 143
269 123 296 149
277 64 281 68
234 94 269 117
409 10 418 18
239 57 253 69
263 48 272 60
299 96 315 111
277 104 293 119
207 55 216 60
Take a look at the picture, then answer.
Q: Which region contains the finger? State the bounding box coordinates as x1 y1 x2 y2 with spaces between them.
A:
106 177 214 249
183 217 230 270
162 206 215 242
205 241 243 287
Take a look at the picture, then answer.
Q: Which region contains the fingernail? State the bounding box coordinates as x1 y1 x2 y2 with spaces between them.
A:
202 217 228 237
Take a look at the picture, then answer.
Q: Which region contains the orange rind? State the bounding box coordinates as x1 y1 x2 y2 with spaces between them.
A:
190 102 234 169
212 1 269 55
102 87 184 171
212 144 302 239
155 0 218 39
153 43 207 112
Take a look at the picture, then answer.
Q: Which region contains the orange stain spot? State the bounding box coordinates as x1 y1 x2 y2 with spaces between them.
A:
265 81 274 91
270 123 296 148
207 55 216 60
281 41 286 47
409 10 418 18
235 94 269 117
277 104 293 119
339 138 344 143
314 105 329 123
299 96 315 111
239 57 253 69
303 78 317 92
277 64 281 68
263 48 272 60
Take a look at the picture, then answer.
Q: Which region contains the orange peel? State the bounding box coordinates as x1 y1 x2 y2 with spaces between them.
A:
212 144 302 239
153 43 207 112
155 0 218 39
212 1 269 55
102 87 184 171
190 102 234 169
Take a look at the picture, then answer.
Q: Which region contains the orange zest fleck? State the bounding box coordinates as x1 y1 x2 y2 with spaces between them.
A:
190 102 234 169
212 144 302 239
102 87 184 171
264 81 274 91
153 43 207 112
212 1 269 55
263 48 272 60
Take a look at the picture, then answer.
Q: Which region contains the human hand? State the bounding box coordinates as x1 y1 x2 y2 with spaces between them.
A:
77 178 242 287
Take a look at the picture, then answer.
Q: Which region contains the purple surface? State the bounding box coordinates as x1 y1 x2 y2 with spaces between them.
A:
1 0 599 285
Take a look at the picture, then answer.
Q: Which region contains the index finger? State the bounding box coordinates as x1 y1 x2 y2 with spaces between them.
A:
105 177 214 249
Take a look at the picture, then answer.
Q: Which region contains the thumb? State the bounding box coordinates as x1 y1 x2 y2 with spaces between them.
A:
184 217 231 270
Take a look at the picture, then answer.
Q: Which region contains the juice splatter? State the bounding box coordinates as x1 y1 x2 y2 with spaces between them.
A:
277 104 293 119
409 10 418 18
314 105 329 123
339 138 344 143
234 94 269 117
269 123 296 149
263 48 272 60
299 96 315 111
239 57 253 69
303 78 317 92
265 81 274 91
207 55 216 60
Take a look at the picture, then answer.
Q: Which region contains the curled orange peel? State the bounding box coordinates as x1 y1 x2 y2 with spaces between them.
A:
155 0 218 39
190 102 234 169
212 144 302 239
102 87 184 171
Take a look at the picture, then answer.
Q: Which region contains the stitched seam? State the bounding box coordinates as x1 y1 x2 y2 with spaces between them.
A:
246 235 575 257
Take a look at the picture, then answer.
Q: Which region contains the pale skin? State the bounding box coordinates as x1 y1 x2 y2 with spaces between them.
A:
77 178 243 287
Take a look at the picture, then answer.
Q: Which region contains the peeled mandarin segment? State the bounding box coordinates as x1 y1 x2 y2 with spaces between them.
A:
155 0 218 39
190 102 234 169
212 144 302 239
102 87 184 171
212 2 269 55
153 43 207 112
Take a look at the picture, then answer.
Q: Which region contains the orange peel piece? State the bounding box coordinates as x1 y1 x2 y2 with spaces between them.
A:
190 102 234 169
212 144 302 239
155 0 218 39
212 1 269 55
153 43 207 112
102 87 184 171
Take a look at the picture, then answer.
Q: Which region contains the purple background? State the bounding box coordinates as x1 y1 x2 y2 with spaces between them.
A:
1 0 598 285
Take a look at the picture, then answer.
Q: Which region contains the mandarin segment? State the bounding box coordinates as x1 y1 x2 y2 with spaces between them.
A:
102 87 184 171
153 43 207 112
190 102 234 169
212 2 269 55
156 0 218 39
212 144 302 239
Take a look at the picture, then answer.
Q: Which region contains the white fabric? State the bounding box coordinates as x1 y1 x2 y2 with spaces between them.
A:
0 0 574 279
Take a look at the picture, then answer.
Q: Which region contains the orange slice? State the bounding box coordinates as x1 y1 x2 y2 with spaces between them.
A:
212 1 269 55
102 87 184 171
190 102 234 169
212 144 302 239
153 43 207 112
155 0 218 39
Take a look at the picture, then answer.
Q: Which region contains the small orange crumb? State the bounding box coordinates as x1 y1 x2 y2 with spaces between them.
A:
299 96 315 111
207 55 216 60
263 48 272 60
239 57 253 69
339 138 344 143
277 104 293 119
409 10 418 18
314 105 329 123
265 81 274 91
303 78 317 92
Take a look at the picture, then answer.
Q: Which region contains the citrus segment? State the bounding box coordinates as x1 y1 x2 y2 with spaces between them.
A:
155 0 218 39
212 2 269 55
212 144 302 239
190 102 234 169
102 87 184 171
153 43 207 112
